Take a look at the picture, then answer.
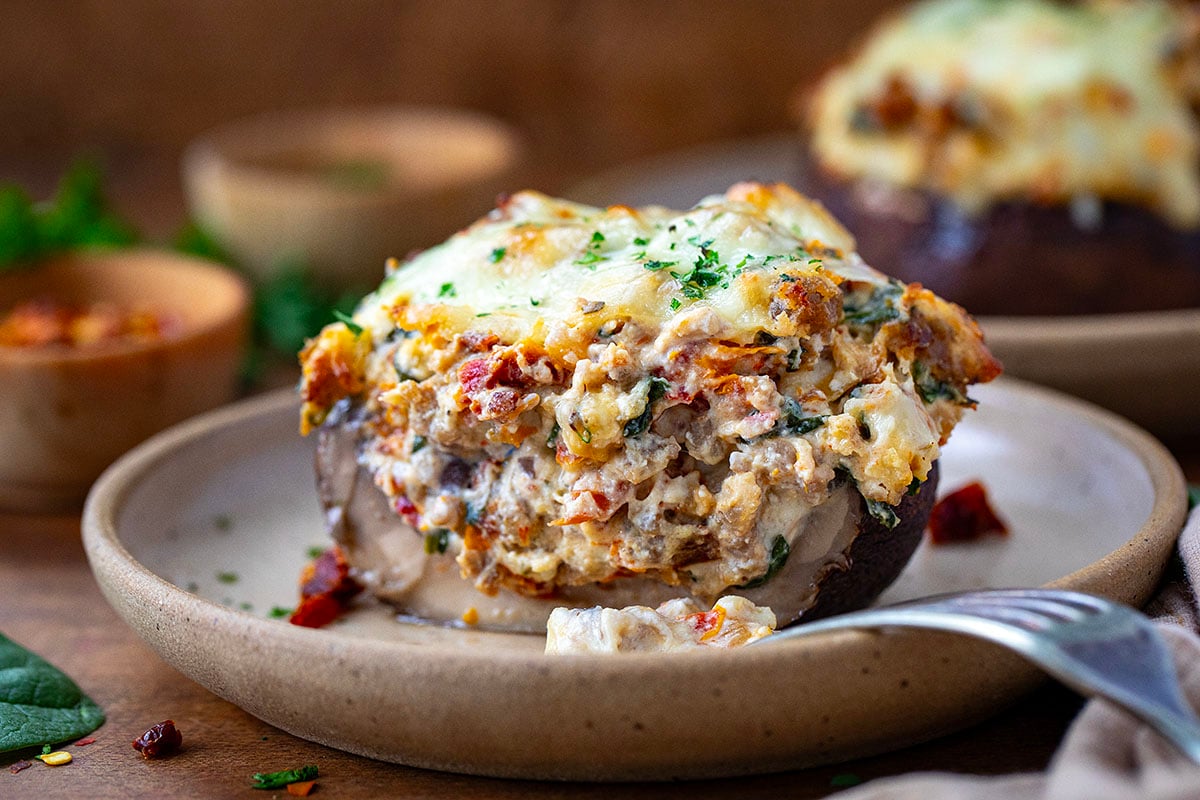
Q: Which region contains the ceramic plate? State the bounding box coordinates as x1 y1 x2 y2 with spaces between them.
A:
567 134 1200 437
83 379 1187 781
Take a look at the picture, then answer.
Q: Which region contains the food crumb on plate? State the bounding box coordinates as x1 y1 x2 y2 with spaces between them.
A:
545 595 775 654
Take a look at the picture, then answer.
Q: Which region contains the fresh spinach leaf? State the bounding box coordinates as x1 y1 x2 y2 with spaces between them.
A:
864 498 901 530
737 535 790 589
912 360 971 405
0 632 105 753
780 397 827 435
842 281 903 327
623 377 670 438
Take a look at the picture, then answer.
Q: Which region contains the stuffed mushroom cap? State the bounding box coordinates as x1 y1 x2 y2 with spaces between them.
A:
299 182 1000 632
802 0 1200 315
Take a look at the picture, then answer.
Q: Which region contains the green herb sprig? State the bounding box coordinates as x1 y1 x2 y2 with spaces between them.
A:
0 159 138 271
251 764 318 790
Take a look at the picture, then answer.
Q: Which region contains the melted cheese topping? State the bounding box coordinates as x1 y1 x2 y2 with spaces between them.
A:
299 183 1000 605
807 0 1200 227
354 182 860 343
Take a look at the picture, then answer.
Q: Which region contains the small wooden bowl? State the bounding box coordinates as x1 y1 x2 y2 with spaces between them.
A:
0 249 250 512
183 106 525 288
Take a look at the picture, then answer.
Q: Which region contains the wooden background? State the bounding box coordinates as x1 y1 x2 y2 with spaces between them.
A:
1 0 903 227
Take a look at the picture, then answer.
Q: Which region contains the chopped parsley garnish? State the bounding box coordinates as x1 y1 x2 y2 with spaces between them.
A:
737 535 790 589
424 530 450 555
411 435 427 454
332 309 363 337
546 421 560 448
623 377 670 438
633 236 649 246
668 241 731 300
530 297 541 306
216 571 239 584
437 282 457 298
306 546 325 559
269 606 293 619
574 230 607 267
643 259 677 271
251 765 319 790
489 247 506 263
669 298 681 311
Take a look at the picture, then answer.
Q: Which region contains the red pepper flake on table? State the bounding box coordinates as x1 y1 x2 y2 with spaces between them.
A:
132 719 183 759
289 546 362 628
928 481 1008 544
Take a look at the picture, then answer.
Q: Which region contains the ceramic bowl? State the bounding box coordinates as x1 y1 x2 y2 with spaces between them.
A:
0 248 250 512
182 106 525 288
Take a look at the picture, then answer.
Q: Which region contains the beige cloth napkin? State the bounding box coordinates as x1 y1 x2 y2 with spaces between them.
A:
837 506 1200 800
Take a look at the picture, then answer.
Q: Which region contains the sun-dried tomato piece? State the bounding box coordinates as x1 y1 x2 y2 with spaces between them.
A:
928 482 1008 544
290 546 363 629
289 593 345 629
132 720 183 759
9 759 33 774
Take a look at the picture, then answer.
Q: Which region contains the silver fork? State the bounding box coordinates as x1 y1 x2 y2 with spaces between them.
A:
758 588 1200 764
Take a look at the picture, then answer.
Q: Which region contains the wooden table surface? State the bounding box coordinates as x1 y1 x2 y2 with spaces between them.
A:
2 447 1196 799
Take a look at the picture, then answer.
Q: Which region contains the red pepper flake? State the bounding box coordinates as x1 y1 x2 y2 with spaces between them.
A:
132 719 183 759
9 760 33 774
287 780 317 797
928 482 1008 545
74 737 97 747
289 547 363 629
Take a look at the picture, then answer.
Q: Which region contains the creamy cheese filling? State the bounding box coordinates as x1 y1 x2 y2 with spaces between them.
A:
807 0 1200 227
